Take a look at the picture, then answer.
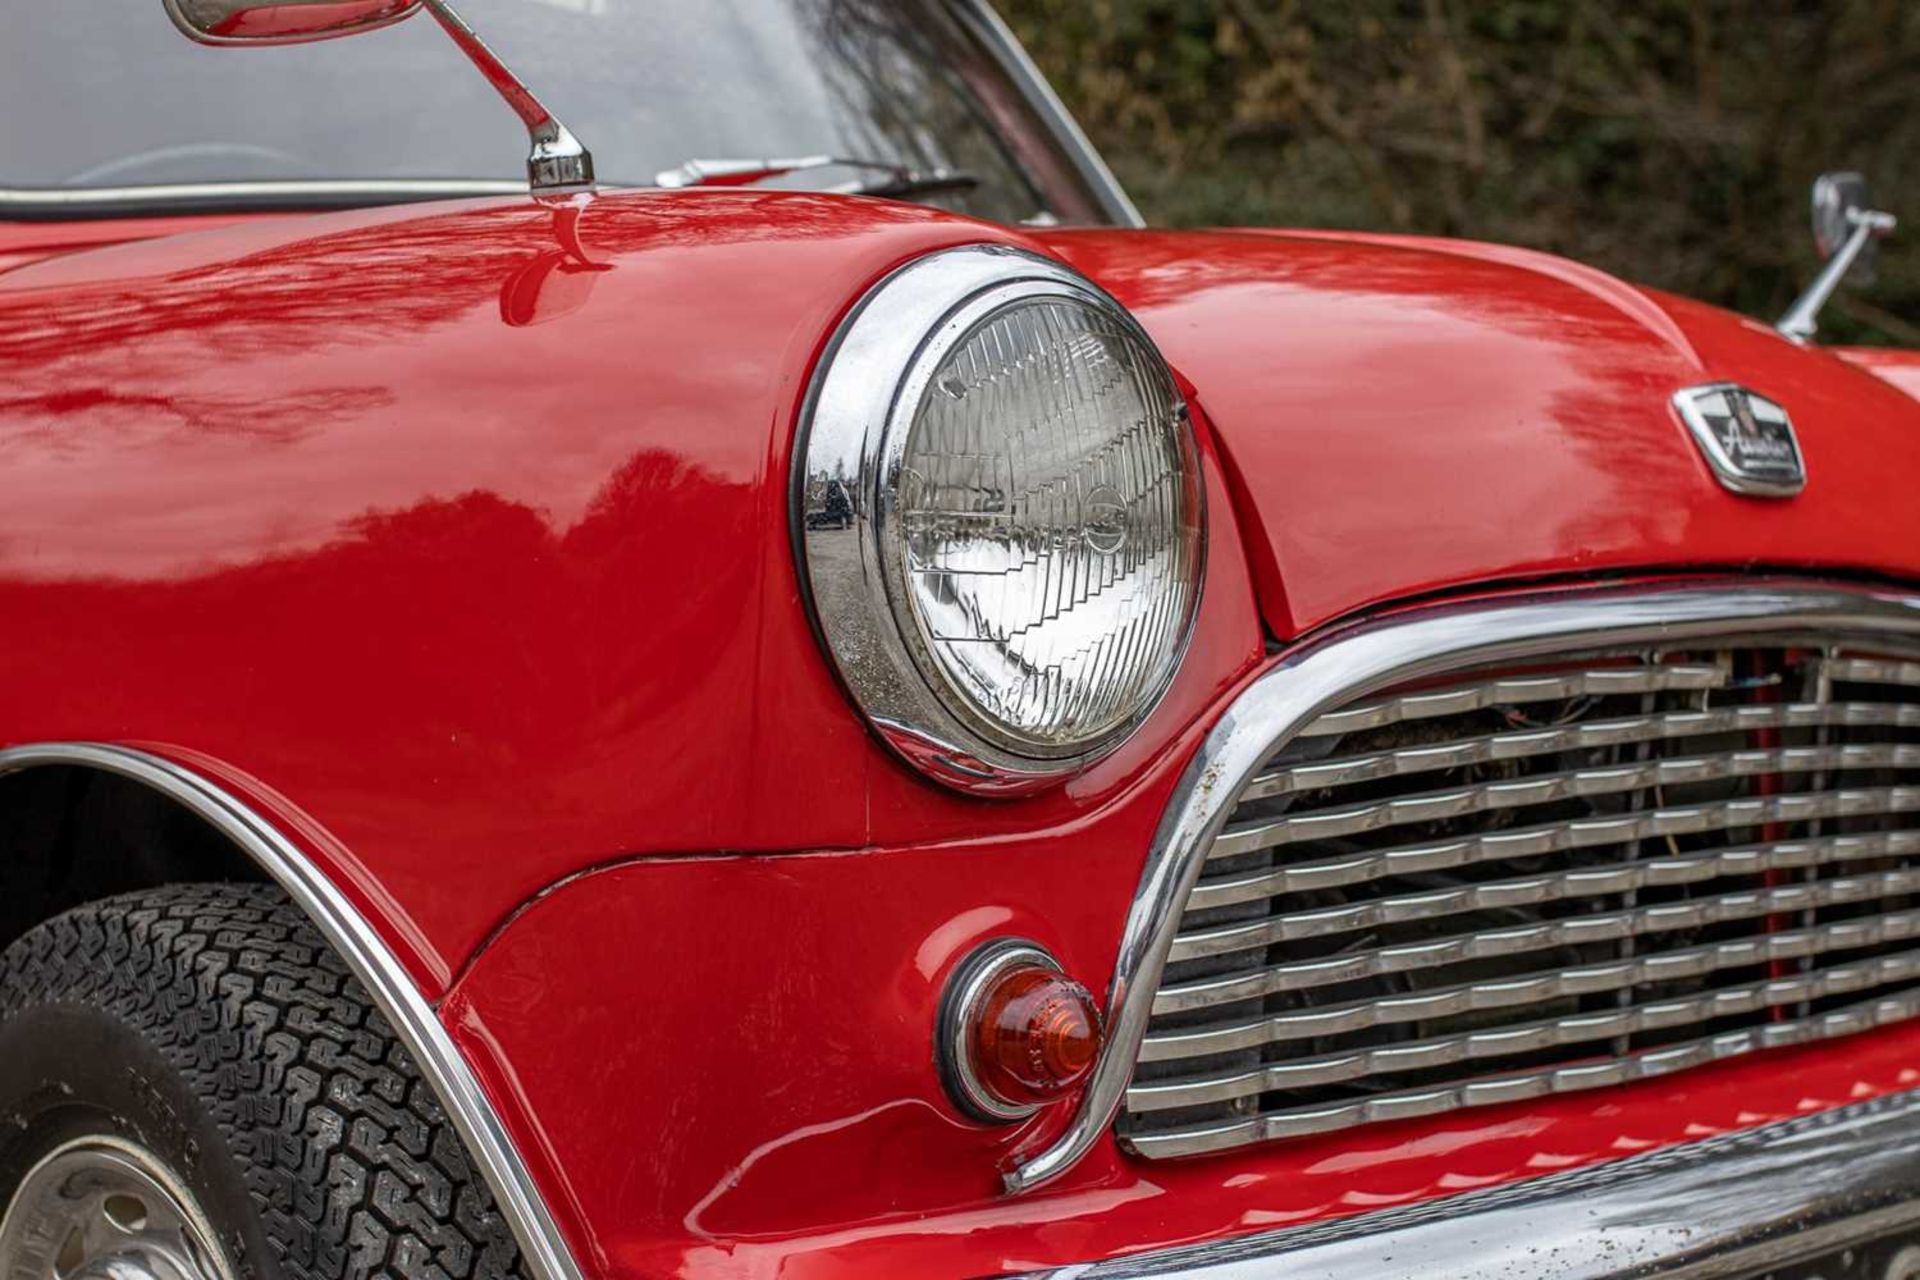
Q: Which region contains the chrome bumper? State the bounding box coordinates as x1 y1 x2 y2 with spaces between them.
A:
1036 1088 1920 1279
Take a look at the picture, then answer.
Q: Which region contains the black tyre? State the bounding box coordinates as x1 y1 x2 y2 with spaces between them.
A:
0 883 528 1280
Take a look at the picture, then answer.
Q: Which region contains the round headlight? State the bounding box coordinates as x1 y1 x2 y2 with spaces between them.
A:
796 245 1204 792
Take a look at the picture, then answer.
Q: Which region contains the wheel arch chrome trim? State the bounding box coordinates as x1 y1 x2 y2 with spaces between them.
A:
0 742 585 1280
1005 580 1920 1193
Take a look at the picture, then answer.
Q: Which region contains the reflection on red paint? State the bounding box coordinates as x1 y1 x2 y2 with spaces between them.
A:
1837 345 1920 400
1036 227 1920 639
0 188 1275 990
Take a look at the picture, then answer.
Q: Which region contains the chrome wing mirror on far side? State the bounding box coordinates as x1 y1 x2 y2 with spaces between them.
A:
161 0 594 195
1777 171 1896 343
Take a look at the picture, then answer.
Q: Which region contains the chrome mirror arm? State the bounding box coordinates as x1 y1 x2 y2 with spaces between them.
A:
418 0 594 194
1778 206 1896 343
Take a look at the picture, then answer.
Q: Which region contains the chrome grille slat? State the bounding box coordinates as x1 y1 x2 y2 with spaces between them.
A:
1178 846 1920 964
1126 989 1920 1158
1190 822 1920 919
1225 743 1920 848
1202 784 1920 898
1244 702 1920 800
1144 897 1920 1060
1123 640 1920 1161
1830 656 1920 687
1161 829 1920 1008
1298 663 1727 738
1134 915 1920 1106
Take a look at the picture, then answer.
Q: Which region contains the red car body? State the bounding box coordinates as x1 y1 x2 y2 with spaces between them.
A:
4 28 1919 1280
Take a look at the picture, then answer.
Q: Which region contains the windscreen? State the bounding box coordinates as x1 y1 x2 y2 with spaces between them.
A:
1 0 1114 224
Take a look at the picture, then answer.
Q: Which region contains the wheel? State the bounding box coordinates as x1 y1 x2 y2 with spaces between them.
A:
0 883 528 1280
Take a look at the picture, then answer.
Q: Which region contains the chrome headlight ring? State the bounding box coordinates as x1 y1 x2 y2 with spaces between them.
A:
794 244 1205 794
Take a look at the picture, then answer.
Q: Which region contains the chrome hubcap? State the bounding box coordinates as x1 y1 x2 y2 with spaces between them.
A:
0 1137 235 1280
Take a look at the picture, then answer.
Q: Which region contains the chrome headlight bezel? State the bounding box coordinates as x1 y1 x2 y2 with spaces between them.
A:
793 244 1205 794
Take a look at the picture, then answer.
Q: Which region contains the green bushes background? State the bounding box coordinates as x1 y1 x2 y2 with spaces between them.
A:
1000 1 1917 345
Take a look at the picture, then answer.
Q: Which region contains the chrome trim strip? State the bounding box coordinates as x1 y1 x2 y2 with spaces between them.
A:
0 743 584 1280
952 1 1146 228
0 179 527 211
1003 581 1920 1193
1034 1086 1920 1278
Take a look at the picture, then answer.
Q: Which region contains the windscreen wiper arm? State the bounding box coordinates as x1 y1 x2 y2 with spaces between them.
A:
653 155 978 199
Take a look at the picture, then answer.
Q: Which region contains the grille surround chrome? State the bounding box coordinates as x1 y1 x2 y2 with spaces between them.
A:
1139 644 1920 1156
1003 581 1920 1194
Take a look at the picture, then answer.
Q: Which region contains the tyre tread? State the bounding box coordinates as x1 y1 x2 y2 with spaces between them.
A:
0 883 527 1280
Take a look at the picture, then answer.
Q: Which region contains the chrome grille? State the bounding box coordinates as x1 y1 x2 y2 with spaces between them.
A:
1122 648 1920 1159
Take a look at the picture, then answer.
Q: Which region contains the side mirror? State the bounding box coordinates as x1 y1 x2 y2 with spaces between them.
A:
163 0 419 45
1777 170 1897 342
1812 172 1881 285
160 0 593 194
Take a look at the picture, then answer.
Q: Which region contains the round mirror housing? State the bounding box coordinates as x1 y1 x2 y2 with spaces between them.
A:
1812 171 1880 285
1779 171 1897 342
163 0 420 45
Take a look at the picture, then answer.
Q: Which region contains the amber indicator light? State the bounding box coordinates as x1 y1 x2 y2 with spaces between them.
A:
973 964 1101 1105
941 942 1103 1121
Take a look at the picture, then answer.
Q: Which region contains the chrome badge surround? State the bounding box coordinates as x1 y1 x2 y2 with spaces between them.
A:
1673 383 1807 497
792 243 1202 795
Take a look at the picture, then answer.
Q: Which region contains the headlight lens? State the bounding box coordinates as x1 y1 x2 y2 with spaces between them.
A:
797 245 1204 792
895 296 1201 754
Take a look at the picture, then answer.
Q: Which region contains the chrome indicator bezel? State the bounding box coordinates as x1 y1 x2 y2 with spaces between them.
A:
937 938 1062 1123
